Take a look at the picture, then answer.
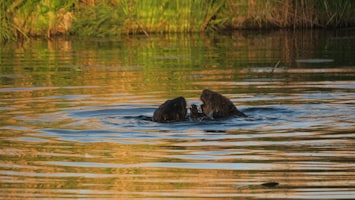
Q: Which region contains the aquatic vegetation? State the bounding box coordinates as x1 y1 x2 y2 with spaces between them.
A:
72 1 126 37
1 0 75 41
72 0 228 36
1 0 355 42
227 0 355 29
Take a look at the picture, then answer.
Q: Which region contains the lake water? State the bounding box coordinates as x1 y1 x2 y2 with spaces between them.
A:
0 30 354 199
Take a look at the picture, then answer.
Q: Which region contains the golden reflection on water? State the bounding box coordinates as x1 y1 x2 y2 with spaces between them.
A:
1 137 353 199
1 30 355 199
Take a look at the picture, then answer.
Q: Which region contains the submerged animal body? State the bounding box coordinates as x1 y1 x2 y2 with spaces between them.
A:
200 89 247 119
152 90 246 123
152 96 187 123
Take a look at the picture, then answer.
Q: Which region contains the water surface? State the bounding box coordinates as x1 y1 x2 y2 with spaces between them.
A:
0 30 354 199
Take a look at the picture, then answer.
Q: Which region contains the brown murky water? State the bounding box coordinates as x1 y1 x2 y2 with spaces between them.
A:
0 30 354 199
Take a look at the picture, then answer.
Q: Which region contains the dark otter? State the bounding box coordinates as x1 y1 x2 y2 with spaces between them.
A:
152 96 187 123
152 90 246 122
200 89 247 119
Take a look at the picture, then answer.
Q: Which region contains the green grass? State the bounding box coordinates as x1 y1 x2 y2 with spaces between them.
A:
1 0 355 42
232 0 355 29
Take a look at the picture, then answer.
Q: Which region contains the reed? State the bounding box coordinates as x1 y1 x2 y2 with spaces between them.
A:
227 0 355 29
1 0 355 42
1 0 75 42
72 1 126 37
72 0 228 36
0 0 21 41
103 0 222 34
316 0 354 27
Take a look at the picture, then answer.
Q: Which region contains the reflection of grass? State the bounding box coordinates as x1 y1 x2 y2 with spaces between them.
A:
2 31 349 98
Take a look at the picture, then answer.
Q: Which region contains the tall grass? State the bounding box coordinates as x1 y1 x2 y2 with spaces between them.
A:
1 0 75 42
227 0 355 29
72 0 126 37
317 0 354 27
73 0 228 36
0 0 26 41
135 0 228 33
1 0 355 42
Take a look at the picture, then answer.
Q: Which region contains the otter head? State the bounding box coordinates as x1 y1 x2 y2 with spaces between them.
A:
200 89 246 118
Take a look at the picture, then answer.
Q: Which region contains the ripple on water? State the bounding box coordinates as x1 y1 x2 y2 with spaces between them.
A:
1 33 355 199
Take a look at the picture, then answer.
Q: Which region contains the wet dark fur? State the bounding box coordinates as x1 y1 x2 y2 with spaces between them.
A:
200 89 247 119
152 96 187 123
152 90 246 123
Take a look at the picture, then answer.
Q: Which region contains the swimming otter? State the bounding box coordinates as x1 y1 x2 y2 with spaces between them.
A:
200 89 247 119
152 96 187 123
152 90 246 123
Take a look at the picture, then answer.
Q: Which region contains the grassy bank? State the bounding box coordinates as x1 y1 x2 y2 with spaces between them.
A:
1 0 355 42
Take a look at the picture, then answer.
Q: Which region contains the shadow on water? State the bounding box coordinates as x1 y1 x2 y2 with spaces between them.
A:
0 30 354 199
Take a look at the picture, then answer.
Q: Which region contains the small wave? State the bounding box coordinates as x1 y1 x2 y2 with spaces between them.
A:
296 58 334 63
71 107 155 118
